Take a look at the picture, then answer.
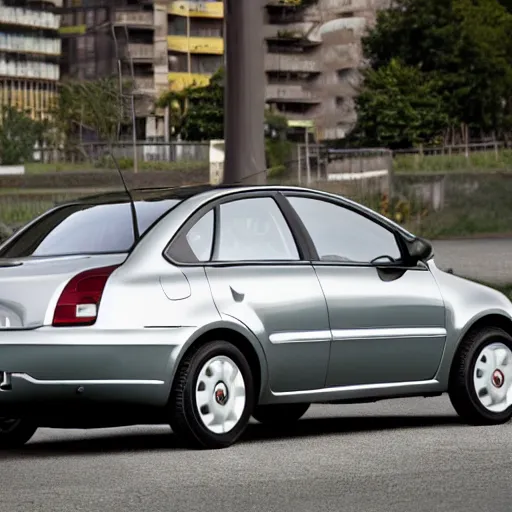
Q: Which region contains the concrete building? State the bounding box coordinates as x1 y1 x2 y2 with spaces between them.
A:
264 0 390 141
0 0 61 120
59 0 160 139
162 0 390 142
58 0 224 140
57 0 390 142
166 0 224 91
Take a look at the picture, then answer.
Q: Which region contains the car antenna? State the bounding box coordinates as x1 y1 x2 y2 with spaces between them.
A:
109 28 140 244
108 150 140 243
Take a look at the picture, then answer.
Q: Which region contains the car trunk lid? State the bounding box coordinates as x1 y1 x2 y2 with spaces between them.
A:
0 253 127 329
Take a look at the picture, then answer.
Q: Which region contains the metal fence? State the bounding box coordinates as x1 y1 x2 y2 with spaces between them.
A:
2 141 512 242
35 141 210 165
274 144 512 239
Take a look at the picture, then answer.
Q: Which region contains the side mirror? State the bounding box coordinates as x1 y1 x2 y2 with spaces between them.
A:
405 236 433 264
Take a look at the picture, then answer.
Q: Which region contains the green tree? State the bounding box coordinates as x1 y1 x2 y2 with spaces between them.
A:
361 0 512 142
0 106 42 165
156 68 224 141
159 68 290 142
498 0 512 12
157 67 292 174
155 88 190 140
352 59 449 148
50 76 133 148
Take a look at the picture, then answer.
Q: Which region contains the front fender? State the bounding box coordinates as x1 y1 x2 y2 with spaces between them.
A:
429 260 512 387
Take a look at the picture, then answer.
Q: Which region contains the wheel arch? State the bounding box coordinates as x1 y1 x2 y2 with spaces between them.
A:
168 322 269 403
464 313 512 339
448 312 512 379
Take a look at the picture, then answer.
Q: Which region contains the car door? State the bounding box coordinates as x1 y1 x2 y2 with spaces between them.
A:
199 192 332 394
283 192 447 388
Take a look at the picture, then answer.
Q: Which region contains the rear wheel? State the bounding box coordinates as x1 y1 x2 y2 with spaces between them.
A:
252 403 310 425
169 340 255 449
449 326 512 425
0 418 37 449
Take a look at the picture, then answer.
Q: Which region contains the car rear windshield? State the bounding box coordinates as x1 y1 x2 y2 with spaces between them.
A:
0 199 181 258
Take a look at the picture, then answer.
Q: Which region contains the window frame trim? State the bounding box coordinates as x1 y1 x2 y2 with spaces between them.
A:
163 190 312 267
280 191 426 270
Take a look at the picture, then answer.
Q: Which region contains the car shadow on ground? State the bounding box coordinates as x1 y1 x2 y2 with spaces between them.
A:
3 414 462 459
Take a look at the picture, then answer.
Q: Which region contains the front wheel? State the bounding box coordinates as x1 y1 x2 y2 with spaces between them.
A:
252 403 310 425
449 326 512 425
0 418 37 449
169 340 255 449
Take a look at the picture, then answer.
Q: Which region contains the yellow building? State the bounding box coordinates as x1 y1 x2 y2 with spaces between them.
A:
167 0 224 92
0 0 61 120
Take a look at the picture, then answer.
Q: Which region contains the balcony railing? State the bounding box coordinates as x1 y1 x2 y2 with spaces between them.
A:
168 72 211 91
266 84 320 102
278 111 320 125
126 43 154 60
264 24 307 39
167 35 224 55
133 77 154 92
0 58 59 80
169 1 224 19
266 0 317 8
113 10 154 27
0 6 60 30
265 53 321 73
322 0 373 15
0 34 61 56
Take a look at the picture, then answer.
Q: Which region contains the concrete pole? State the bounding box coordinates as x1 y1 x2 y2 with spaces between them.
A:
222 0 266 184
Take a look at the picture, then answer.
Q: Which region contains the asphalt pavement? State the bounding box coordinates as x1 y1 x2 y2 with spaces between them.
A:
2 397 512 512
2 237 511 512
432 238 512 284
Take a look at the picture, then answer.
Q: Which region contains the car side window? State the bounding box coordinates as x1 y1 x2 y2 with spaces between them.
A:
167 209 214 263
287 196 402 264
214 197 300 261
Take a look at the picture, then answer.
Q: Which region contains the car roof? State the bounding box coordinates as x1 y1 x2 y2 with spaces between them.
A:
69 183 416 240
69 183 314 205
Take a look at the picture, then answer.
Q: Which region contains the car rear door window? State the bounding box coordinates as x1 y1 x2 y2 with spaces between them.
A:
213 197 299 262
287 196 402 264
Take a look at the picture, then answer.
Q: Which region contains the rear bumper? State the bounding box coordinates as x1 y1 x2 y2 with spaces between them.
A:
0 326 195 408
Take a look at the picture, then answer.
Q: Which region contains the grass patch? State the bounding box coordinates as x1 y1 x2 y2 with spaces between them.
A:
0 188 117 196
0 197 59 226
463 278 512 299
25 159 208 174
394 149 512 174
393 173 512 239
489 283 512 298
0 190 105 226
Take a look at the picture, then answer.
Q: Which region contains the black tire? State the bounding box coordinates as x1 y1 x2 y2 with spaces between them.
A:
0 419 37 449
449 326 512 425
169 340 255 449
252 403 310 425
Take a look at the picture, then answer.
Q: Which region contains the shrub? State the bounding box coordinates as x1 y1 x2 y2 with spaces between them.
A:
0 222 13 244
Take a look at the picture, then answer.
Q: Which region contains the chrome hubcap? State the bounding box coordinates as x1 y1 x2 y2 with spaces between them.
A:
214 382 229 406
195 355 246 434
492 369 505 388
473 342 512 413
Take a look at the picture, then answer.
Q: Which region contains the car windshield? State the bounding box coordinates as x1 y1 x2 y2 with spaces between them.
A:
0 199 181 258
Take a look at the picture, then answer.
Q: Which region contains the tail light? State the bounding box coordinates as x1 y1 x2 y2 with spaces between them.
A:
52 265 120 327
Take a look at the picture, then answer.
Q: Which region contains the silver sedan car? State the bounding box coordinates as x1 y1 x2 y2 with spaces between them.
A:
1 184 511 450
